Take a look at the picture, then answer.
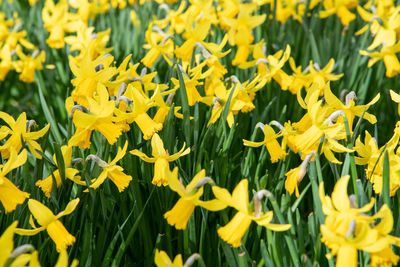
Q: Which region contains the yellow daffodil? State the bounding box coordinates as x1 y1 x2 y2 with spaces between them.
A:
86 141 132 192
0 43 13 81
164 167 226 229
354 125 400 195
0 149 30 213
13 46 45 83
69 44 117 106
320 175 400 267
243 123 287 163
68 85 124 148
15 198 80 252
0 221 39 267
324 85 379 129
0 111 49 159
319 0 358 25
130 133 190 186
115 83 163 140
141 24 173 68
36 145 85 198
42 0 80 48
212 179 291 247
285 152 314 197
360 42 400 77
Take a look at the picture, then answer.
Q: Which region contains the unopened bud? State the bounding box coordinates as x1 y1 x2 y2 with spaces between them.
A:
345 91 356 106
70 105 89 117
183 253 201 267
86 155 110 168
26 120 37 132
269 120 284 131
253 189 272 218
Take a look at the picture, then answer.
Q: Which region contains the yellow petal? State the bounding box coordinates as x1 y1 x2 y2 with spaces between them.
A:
331 175 351 211
28 199 56 226
55 198 80 219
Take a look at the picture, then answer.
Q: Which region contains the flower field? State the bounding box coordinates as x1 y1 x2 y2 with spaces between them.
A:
1 0 400 266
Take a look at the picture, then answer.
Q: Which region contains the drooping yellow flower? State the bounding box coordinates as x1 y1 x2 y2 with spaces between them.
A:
319 175 400 267
15 198 80 252
68 84 124 148
42 0 80 48
86 141 132 192
0 149 30 213
164 167 226 230
0 221 40 267
360 42 400 78
323 85 379 129
285 152 314 197
319 0 358 25
36 145 85 198
0 111 49 159
141 24 173 68
243 123 287 163
69 44 117 106
12 46 45 83
354 124 400 195
212 179 291 247
130 133 190 186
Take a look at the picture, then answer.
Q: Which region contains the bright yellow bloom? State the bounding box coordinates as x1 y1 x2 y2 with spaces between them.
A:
86 141 132 192
0 43 13 81
68 85 124 148
13 46 45 83
0 149 30 213
69 45 117 106
0 221 40 267
0 111 49 159
15 198 80 252
42 0 80 48
324 85 379 129
164 167 226 229
243 123 286 163
141 24 173 68
320 175 400 267
36 145 85 198
319 0 358 25
360 42 400 77
212 179 291 247
130 133 190 186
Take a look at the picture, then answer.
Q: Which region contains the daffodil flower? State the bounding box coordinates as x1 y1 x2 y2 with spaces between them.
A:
36 145 85 198
319 175 400 267
15 198 80 252
212 179 291 247
243 123 287 163
0 111 49 159
0 149 30 213
0 221 39 267
164 167 226 230
360 42 400 78
130 133 190 186
68 84 124 148
12 46 45 83
86 141 132 192
324 85 379 129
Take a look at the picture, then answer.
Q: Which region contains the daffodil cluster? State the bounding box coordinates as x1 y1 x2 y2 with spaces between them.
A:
0 11 47 82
